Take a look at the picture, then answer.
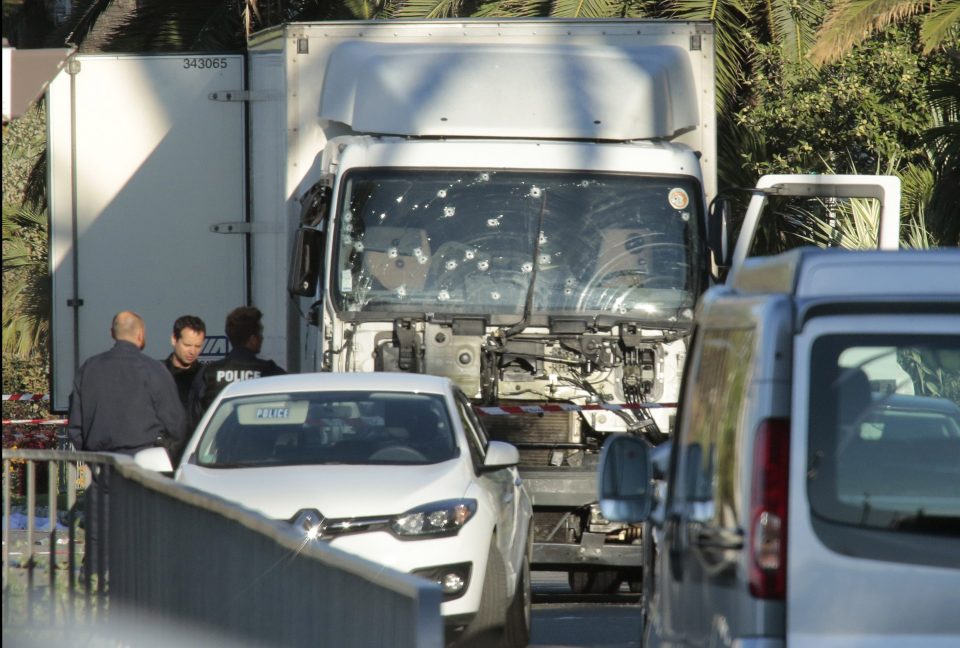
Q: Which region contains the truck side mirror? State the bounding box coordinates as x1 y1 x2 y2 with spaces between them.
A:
288 227 324 297
708 197 732 281
300 183 331 226
598 434 653 523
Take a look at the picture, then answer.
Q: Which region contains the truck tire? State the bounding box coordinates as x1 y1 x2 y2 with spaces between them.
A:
458 542 508 648
568 569 620 594
619 568 643 593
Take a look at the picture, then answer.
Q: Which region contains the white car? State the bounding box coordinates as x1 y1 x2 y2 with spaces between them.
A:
141 372 533 646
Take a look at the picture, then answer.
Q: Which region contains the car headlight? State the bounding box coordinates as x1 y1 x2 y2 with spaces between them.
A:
391 499 477 538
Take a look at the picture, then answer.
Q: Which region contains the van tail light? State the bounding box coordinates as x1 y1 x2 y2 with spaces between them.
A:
749 418 790 600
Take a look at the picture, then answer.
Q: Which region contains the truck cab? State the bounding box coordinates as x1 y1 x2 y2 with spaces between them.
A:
276 19 718 588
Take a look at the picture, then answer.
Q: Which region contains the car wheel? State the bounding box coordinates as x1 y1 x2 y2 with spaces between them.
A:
568 569 620 594
457 541 508 648
504 546 531 648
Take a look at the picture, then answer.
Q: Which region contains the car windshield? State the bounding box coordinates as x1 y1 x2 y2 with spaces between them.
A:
194 391 458 467
332 169 705 321
808 337 960 534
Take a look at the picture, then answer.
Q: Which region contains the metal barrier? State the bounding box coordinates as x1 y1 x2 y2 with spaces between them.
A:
2 448 443 647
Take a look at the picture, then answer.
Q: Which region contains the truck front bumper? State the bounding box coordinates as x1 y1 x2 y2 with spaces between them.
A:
532 533 642 570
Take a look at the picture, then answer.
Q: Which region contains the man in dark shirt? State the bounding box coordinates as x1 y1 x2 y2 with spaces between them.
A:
68 310 187 456
188 306 285 425
162 314 206 410
67 311 187 579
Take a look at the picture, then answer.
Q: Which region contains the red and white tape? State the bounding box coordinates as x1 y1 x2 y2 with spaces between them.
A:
3 419 68 426
475 402 677 416
3 393 50 402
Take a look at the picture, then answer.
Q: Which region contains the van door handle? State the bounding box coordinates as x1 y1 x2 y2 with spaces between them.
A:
692 526 744 551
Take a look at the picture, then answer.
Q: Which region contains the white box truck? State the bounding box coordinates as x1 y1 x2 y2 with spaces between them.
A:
49 19 899 591
47 19 718 589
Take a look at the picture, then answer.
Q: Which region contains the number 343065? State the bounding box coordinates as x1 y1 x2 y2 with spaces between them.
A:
183 57 229 70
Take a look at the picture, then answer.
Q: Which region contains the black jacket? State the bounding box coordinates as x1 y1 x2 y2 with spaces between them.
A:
163 354 202 410
68 340 187 457
187 347 285 425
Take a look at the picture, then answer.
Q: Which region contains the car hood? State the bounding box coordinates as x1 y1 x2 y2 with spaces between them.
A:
176 459 473 521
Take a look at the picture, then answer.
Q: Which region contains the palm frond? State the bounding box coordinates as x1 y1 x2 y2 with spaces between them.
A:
102 0 246 52
920 0 960 53
902 202 936 248
393 0 465 18
783 196 883 249
767 0 823 64
664 0 751 109
550 0 621 18
925 75 960 169
897 160 935 219
2 205 51 359
472 0 550 17
808 0 928 66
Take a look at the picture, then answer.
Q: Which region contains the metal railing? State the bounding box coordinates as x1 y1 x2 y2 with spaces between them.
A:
2 448 443 647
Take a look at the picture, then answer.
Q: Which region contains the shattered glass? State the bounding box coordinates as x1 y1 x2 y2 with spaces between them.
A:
333 169 705 320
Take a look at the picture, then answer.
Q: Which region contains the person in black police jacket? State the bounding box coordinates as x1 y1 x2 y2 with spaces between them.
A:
67 310 187 578
188 305 285 426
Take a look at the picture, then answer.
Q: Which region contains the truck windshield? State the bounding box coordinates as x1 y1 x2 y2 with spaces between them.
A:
332 169 705 321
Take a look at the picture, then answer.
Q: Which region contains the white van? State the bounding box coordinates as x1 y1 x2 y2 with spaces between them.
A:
598 247 960 647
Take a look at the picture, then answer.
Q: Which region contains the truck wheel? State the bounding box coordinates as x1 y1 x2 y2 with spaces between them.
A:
619 568 643 593
504 552 531 648
568 569 619 594
458 542 507 648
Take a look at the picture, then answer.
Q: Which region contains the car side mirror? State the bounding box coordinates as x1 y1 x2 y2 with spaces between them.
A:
482 440 520 470
133 446 174 473
288 227 324 297
598 435 653 523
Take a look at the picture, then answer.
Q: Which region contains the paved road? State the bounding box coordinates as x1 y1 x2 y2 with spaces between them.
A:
530 571 642 648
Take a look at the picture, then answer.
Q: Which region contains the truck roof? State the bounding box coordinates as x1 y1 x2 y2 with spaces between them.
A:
250 19 714 143
730 248 960 300
318 41 697 141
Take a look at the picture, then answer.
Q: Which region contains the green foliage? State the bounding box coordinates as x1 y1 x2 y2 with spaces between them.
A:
548 0 623 18
1 104 46 209
3 104 51 428
923 70 960 245
898 348 960 404
2 203 50 361
735 22 946 178
809 0 960 64
664 0 751 110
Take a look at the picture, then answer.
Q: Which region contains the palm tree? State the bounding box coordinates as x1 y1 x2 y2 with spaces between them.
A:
2 205 50 359
809 0 960 66
808 0 960 245
924 75 960 244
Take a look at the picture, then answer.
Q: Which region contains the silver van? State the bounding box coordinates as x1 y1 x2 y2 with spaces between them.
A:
599 247 960 647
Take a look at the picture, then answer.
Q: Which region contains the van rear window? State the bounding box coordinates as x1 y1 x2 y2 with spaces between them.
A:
807 335 960 537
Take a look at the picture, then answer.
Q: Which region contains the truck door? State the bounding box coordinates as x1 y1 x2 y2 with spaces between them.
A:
47 54 246 412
